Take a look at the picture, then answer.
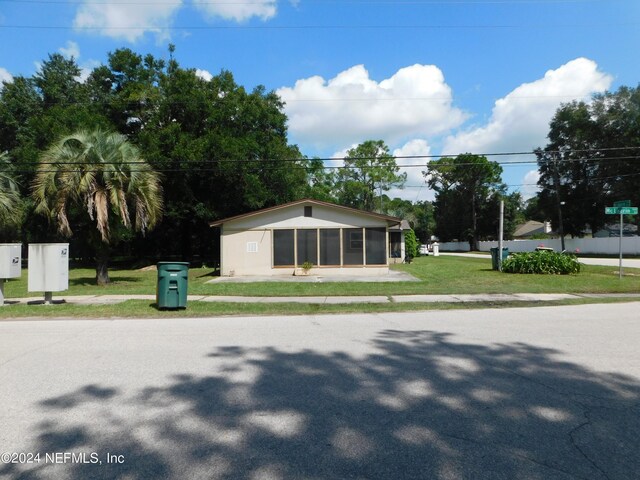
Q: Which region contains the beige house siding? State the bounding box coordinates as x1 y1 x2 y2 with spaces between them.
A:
220 227 273 276
218 202 397 277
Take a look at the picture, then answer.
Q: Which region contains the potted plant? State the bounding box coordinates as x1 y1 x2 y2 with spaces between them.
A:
298 261 313 276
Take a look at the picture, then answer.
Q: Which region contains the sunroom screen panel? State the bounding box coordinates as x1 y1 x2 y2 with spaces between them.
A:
297 229 318 265
273 229 294 266
366 227 387 265
320 229 340 266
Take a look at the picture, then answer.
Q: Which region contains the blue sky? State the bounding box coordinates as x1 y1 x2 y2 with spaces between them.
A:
1 0 638 202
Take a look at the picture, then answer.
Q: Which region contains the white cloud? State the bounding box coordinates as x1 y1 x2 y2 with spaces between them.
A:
59 41 80 60
277 64 468 150
195 69 213 82
0 67 13 87
393 138 431 158
73 0 183 42
193 0 277 22
390 139 433 201
78 59 102 83
442 58 613 156
521 170 541 201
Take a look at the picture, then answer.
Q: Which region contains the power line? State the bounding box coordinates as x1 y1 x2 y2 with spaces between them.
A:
0 0 618 5
1 22 636 31
18 94 601 105
14 161 640 174
13 148 640 168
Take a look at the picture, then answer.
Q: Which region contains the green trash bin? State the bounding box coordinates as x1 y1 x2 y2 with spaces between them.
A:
157 262 189 309
490 248 509 271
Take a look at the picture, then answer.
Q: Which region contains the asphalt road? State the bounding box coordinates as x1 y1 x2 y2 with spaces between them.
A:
1 304 640 480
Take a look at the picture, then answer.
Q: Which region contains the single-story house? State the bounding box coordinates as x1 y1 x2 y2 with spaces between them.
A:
209 199 403 276
513 220 554 239
593 223 638 238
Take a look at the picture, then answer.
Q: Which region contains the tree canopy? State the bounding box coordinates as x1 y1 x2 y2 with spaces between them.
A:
32 129 163 284
425 154 512 249
334 140 406 212
0 46 310 268
535 85 640 236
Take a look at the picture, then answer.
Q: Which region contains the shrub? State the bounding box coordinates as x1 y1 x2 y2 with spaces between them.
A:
502 251 581 275
404 229 418 259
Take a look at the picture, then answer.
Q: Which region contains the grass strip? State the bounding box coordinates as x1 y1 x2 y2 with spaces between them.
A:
0 296 637 320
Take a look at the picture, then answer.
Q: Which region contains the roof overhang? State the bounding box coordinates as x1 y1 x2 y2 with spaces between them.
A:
209 198 402 228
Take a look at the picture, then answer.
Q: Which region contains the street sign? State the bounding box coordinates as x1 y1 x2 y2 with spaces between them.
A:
605 204 638 279
605 207 638 215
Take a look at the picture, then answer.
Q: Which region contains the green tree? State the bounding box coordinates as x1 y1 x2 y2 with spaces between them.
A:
304 158 336 202
535 85 640 236
119 48 308 261
412 201 436 243
0 46 318 264
0 152 22 238
335 140 406 212
32 130 163 285
523 197 546 222
426 154 504 249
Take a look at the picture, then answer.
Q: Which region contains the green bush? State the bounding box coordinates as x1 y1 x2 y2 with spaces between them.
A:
502 251 581 275
404 229 418 259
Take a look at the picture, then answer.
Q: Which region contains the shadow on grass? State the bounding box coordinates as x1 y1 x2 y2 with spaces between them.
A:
3 330 640 479
195 269 220 278
69 276 142 286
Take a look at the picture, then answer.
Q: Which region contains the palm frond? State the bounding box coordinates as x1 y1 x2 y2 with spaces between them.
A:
31 129 163 243
0 152 22 224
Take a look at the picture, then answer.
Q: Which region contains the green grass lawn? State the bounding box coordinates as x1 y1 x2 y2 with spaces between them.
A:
0 297 637 319
3 255 639 299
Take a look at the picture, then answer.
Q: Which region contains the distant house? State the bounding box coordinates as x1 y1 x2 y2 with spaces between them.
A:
593 223 639 238
513 220 553 239
209 199 403 276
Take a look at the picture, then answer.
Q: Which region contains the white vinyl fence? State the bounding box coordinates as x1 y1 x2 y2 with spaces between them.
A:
437 237 640 255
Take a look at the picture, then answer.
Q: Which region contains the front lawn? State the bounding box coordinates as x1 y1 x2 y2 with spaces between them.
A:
2 255 639 299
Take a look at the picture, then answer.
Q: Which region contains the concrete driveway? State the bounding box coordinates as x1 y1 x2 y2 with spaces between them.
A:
2 304 640 479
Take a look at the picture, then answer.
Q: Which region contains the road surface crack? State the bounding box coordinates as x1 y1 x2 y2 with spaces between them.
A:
568 412 611 480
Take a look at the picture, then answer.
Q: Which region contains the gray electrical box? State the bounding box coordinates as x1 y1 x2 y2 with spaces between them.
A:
28 244 69 295
0 244 21 279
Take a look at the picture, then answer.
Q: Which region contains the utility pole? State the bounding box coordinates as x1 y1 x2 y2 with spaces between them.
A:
551 154 566 251
498 200 504 271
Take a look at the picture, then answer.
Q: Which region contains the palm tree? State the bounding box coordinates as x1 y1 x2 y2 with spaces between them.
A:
0 152 21 228
32 130 163 285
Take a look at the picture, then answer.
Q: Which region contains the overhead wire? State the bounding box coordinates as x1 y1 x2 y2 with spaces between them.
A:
2 22 635 30
1 0 616 4
11 149 640 168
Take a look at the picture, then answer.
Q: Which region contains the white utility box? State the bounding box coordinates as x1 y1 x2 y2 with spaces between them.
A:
0 243 22 306
0 244 21 278
28 244 69 296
